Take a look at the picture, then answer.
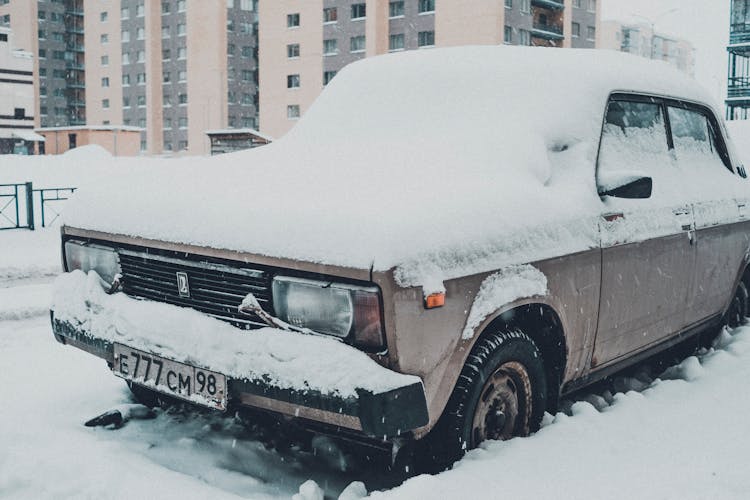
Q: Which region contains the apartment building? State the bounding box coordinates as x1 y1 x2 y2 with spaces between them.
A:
259 0 601 139
728 0 750 120
0 26 41 154
599 20 695 76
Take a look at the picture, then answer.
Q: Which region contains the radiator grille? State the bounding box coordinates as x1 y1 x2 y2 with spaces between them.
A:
118 249 273 330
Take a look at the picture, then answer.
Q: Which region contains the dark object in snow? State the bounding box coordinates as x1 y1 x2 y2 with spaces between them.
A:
85 409 124 428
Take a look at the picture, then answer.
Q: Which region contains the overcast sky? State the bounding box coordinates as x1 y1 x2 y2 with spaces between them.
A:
602 0 730 104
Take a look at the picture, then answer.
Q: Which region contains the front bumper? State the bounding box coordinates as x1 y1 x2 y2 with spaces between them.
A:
50 271 428 438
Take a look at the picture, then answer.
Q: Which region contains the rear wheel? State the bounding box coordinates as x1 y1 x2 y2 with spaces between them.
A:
725 281 749 329
422 330 547 470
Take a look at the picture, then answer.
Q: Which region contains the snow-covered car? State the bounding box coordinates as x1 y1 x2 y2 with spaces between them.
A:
51 46 750 467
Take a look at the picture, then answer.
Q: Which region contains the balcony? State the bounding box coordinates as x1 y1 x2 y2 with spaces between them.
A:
65 9 84 16
531 0 564 10
531 22 564 40
65 62 84 71
66 44 84 53
67 81 85 89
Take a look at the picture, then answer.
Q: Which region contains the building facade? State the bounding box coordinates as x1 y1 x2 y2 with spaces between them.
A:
728 0 750 120
0 26 41 154
259 0 601 139
599 20 695 76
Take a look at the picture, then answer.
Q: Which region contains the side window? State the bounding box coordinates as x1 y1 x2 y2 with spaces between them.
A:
667 106 731 173
598 100 670 191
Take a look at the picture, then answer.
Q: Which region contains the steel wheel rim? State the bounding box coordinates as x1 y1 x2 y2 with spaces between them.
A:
470 361 532 447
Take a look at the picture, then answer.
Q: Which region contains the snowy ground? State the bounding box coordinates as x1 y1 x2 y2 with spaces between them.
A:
3 225 750 499
4 143 750 498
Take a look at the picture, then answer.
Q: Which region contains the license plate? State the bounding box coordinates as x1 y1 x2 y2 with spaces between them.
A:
113 344 227 410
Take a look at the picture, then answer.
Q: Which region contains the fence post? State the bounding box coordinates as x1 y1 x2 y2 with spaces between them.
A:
25 182 34 230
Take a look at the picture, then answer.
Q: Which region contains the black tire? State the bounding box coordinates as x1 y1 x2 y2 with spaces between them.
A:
725 281 749 329
421 330 548 470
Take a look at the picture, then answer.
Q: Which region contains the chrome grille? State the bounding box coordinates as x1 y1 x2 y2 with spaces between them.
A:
118 248 273 329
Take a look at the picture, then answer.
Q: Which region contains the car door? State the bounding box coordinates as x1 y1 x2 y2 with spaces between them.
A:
593 95 695 368
666 102 750 326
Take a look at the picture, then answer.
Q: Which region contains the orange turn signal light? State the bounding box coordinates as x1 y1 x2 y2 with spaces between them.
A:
425 292 445 309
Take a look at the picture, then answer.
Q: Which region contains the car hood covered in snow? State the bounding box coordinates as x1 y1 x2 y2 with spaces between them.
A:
62 45 717 288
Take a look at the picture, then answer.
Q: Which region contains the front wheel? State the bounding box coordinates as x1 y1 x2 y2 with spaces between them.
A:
423 330 548 469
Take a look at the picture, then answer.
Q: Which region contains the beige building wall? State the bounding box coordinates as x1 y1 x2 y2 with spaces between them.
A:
365 0 388 57
258 0 323 140
144 0 163 154
37 127 142 156
0 1 39 126
435 0 505 46
186 2 228 156
84 0 123 127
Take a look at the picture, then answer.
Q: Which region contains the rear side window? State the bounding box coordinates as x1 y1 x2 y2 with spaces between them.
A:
667 106 731 173
598 100 671 188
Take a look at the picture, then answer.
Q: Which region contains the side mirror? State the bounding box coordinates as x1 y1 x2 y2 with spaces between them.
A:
598 172 653 199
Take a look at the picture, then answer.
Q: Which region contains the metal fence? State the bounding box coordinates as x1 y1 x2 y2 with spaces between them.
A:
0 182 77 231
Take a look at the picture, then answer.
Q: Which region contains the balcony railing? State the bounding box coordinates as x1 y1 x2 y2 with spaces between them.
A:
532 22 564 39
531 0 564 10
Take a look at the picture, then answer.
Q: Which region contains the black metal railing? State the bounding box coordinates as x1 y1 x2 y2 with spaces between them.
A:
531 0 564 10
0 182 77 230
0 183 34 230
532 22 564 37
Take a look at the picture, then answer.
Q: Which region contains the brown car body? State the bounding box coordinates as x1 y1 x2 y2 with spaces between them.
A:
51 55 750 452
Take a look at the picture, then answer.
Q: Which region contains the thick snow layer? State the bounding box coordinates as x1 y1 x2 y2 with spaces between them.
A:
461 265 548 339
57 46 725 289
0 282 51 321
0 228 61 282
51 270 420 397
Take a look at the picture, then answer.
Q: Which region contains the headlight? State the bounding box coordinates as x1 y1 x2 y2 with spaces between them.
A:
64 240 121 284
272 276 385 350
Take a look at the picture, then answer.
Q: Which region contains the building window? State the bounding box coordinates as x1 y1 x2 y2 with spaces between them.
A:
162 26 170 38
179 93 188 104
242 117 256 128
178 47 187 59
228 43 235 55
137 27 145 40
572 22 580 38
164 142 173 151
101 55 109 65
38 29 46 40
418 31 435 47
242 93 253 105
287 74 300 88
178 140 188 150
177 23 186 36
504 26 512 44
588 0 596 12
162 2 170 14
287 105 300 119
101 77 110 87
323 70 337 85
121 7 129 19
38 10 46 20
178 117 188 128
163 71 171 83
521 0 530 13
162 48 171 60
53 50 65 60
228 91 236 103
287 43 300 58
39 68 47 77
137 95 146 106
137 72 146 84
323 39 338 55
178 70 187 81
505 0 512 7
122 74 130 85
323 7 337 23
40 86 47 96
240 22 253 34
39 48 46 59
100 33 109 43
164 118 172 129
519 29 530 46
122 29 130 42
122 52 130 64
418 0 435 13
123 96 130 108
137 50 145 62
351 3 366 19
240 0 254 11
52 32 64 42
587 26 596 40
163 94 170 106
102 99 110 109
178 0 186 12
389 1 404 17
350 35 365 53
100 11 108 21
389 33 404 51
136 3 145 16
140 140 147 151
287 13 300 28
40 106 48 115
242 45 253 57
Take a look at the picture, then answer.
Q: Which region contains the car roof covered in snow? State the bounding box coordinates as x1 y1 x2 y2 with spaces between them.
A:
62 46 724 288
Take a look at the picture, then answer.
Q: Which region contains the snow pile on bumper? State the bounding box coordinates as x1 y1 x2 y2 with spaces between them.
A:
51 271 428 436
